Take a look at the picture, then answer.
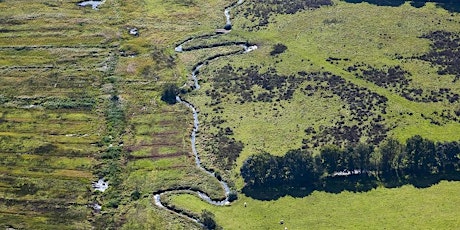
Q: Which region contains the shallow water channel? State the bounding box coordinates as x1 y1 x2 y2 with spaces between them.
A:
152 0 258 225
77 0 105 10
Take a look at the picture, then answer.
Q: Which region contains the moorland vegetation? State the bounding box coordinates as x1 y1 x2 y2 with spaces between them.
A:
165 0 460 228
2 0 460 229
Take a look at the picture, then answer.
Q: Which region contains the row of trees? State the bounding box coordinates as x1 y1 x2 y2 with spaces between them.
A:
241 149 319 188
241 135 460 189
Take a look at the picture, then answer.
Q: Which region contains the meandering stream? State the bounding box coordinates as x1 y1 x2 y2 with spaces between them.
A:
152 0 257 225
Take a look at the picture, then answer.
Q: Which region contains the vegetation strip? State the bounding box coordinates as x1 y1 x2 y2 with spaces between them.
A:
240 136 460 200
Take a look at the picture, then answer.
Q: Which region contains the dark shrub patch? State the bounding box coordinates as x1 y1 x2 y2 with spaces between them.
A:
130 190 141 201
208 65 389 148
347 63 459 104
270 43 287 56
342 0 460 13
201 210 220 230
161 84 179 105
236 0 333 30
418 31 460 82
227 191 238 202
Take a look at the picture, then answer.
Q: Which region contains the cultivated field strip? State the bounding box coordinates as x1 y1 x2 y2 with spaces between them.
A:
0 0 120 228
125 103 226 194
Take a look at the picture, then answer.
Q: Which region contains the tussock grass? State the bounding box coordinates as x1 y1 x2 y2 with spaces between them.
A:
0 0 116 228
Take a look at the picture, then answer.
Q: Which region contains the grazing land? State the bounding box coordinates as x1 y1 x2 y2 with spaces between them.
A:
168 180 460 229
1 0 460 229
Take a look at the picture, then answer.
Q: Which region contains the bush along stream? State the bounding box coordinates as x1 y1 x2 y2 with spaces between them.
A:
153 0 257 227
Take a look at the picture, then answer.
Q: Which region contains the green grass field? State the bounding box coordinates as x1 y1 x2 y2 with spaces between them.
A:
189 0 460 170
168 180 460 229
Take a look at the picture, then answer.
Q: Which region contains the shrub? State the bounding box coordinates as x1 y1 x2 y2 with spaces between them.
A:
227 191 238 202
270 43 287 56
101 147 122 159
33 143 58 154
201 210 220 230
130 190 141 200
161 84 179 104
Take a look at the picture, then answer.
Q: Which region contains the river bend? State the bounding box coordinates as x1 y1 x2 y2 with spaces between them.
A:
152 0 257 226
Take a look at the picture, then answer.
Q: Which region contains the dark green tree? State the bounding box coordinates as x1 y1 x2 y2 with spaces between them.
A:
240 152 279 187
377 138 404 178
201 210 219 230
354 142 374 173
160 84 179 104
281 149 318 186
405 135 436 176
320 145 344 175
435 141 460 173
342 145 356 173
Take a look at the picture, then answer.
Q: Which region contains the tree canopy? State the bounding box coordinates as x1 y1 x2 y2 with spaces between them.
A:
241 135 460 199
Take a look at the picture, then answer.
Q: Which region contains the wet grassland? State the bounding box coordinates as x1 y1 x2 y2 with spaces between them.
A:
0 0 238 229
0 0 119 228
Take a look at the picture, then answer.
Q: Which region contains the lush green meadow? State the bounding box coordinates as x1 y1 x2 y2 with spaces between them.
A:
189 0 460 174
168 180 460 229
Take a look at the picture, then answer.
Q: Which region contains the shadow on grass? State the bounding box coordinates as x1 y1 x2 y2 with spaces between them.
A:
242 175 378 200
380 171 460 189
409 172 460 188
342 0 460 13
242 172 460 201
318 174 378 194
242 185 314 201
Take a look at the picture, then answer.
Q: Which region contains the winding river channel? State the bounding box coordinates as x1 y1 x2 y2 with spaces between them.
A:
153 0 257 225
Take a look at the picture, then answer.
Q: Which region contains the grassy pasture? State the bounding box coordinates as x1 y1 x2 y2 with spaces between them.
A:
168 180 460 229
187 0 460 172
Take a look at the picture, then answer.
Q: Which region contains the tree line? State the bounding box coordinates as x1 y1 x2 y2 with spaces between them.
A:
241 135 460 197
